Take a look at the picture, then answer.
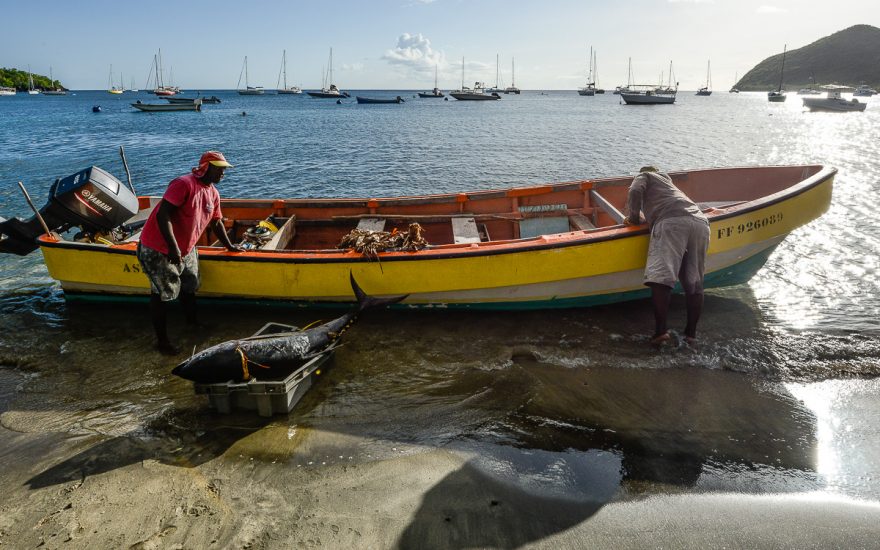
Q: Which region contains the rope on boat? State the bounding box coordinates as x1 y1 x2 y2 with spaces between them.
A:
337 223 428 260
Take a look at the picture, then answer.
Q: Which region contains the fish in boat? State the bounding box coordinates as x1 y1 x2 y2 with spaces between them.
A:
171 273 405 384
3 165 835 310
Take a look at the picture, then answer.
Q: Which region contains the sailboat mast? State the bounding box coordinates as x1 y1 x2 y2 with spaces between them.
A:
244 56 249 88
158 49 164 88
495 54 499 88
434 64 438 88
511 58 515 87
778 45 787 92
588 46 593 85
593 51 598 87
329 48 334 86
283 50 288 88
461 57 465 90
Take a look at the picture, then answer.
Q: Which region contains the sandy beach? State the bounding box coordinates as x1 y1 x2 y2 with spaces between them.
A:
2 361 879 549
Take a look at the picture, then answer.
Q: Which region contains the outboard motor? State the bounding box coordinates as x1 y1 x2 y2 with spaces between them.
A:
0 166 139 255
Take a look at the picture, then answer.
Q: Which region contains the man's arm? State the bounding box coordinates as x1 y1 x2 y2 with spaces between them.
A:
624 174 647 225
155 200 182 264
211 219 241 252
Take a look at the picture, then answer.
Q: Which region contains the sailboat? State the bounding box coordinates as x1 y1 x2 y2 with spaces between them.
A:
593 52 604 94
578 47 596 96
43 67 66 95
768 45 787 102
729 72 740 93
27 66 40 95
696 60 712 95
237 56 265 95
450 57 501 100
130 77 138 93
620 60 677 105
797 71 821 95
504 58 521 94
108 65 123 94
149 50 178 96
307 48 349 98
418 64 444 98
276 50 302 94
486 54 504 93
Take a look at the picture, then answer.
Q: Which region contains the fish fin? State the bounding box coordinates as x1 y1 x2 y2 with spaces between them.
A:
350 271 408 311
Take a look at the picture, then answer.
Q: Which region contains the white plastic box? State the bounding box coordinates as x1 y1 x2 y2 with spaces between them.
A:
192 322 334 417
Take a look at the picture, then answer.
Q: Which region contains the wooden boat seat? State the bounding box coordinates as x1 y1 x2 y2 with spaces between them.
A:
261 216 296 250
452 217 481 244
589 190 626 225
569 213 597 231
357 218 386 232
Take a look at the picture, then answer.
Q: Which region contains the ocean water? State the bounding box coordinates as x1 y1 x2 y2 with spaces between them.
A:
1 89 879 514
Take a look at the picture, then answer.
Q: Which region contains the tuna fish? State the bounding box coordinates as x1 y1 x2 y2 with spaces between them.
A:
171 274 405 384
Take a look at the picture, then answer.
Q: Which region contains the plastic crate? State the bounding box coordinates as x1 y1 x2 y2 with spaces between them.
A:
192 322 334 417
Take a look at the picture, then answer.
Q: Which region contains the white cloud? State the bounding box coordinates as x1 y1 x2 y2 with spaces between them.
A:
757 5 786 12
382 33 446 72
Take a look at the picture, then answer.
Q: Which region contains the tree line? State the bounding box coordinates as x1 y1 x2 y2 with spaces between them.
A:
0 68 64 90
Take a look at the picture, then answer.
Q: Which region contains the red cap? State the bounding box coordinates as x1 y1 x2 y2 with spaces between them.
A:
192 151 233 177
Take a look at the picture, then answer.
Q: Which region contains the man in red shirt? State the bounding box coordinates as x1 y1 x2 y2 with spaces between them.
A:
137 151 241 354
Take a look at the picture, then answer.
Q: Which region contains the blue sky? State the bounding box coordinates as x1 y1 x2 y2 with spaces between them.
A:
2 0 877 90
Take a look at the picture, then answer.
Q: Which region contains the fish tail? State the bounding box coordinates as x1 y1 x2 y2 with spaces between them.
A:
350 271 407 312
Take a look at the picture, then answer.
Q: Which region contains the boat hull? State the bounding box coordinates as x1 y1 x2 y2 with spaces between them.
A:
620 93 676 105
307 91 350 98
36 166 835 309
449 92 501 101
356 96 403 104
132 100 201 111
802 98 866 112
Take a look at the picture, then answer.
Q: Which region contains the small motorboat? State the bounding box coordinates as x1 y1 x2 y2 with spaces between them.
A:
356 96 404 104
132 98 202 112
418 88 444 98
803 86 867 112
165 96 221 104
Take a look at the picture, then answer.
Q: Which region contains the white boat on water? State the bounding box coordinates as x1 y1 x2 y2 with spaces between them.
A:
27 66 40 95
853 84 877 97
276 50 302 94
237 56 265 95
803 86 867 112
0 87 15 96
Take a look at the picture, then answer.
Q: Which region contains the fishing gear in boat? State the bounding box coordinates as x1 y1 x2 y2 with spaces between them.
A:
337 222 428 259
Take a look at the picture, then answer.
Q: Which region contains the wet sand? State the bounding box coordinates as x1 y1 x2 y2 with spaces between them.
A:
2 358 879 549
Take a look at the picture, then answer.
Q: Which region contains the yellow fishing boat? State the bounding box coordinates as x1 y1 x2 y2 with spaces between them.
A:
3 165 834 309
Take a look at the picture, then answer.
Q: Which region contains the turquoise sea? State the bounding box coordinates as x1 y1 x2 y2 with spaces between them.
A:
1 89 879 545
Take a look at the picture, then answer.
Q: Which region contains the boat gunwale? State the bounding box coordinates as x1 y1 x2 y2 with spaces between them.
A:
37 164 835 263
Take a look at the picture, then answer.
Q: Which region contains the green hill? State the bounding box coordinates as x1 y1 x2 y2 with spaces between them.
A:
0 68 65 91
737 25 880 91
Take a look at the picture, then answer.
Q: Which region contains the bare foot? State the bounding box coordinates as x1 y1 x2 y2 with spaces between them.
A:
650 332 671 347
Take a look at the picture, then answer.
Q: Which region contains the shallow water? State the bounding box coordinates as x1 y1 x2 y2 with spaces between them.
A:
1 90 879 516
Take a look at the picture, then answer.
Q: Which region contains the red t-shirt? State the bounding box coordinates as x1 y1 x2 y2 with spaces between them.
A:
140 173 222 256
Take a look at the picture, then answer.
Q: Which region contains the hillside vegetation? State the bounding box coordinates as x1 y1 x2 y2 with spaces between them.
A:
0 68 65 91
737 25 880 91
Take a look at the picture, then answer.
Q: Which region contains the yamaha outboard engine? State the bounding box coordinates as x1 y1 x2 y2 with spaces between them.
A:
0 166 139 255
